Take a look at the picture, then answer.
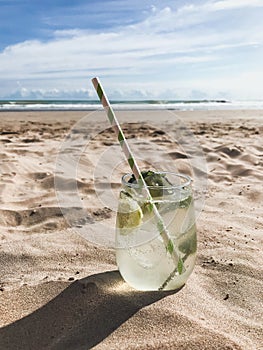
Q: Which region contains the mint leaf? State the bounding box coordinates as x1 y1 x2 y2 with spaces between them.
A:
128 170 174 197
145 201 153 213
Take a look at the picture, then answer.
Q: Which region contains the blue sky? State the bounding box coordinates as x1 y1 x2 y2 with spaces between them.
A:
0 0 263 100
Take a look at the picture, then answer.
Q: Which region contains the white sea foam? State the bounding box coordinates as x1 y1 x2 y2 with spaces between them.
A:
0 99 263 111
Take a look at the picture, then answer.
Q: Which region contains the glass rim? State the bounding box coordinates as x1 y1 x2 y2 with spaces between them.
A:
121 171 192 190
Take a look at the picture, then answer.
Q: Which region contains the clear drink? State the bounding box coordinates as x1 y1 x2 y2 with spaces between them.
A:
115 171 197 291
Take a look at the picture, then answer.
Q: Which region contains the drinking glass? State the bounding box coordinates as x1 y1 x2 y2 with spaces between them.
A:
115 172 197 291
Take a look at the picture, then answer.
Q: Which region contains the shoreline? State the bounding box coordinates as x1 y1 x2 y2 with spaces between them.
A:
1 98 263 112
0 108 263 121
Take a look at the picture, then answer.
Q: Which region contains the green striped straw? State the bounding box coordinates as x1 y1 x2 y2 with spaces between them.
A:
92 77 184 289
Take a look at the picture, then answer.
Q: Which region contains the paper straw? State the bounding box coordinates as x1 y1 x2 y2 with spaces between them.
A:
91 77 184 288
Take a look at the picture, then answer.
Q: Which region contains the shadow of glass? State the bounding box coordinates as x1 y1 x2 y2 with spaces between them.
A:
0 270 182 350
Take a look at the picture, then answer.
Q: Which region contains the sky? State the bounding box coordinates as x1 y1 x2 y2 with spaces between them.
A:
0 0 263 100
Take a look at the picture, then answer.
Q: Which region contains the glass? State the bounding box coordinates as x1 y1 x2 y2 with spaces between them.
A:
115 172 197 291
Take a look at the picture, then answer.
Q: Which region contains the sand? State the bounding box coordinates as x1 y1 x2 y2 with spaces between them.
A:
0 110 262 349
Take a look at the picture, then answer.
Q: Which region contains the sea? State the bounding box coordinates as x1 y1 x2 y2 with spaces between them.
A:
0 99 263 111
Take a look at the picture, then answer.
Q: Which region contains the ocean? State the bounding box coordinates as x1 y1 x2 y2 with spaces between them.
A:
0 99 263 111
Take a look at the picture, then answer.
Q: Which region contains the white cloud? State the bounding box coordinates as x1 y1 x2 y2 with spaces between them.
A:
178 0 263 16
8 87 93 100
0 1 263 99
209 0 263 10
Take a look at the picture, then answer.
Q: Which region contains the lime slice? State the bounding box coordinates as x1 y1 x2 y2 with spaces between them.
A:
116 197 143 232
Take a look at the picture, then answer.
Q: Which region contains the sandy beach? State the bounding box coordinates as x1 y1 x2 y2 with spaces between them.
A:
0 109 262 349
